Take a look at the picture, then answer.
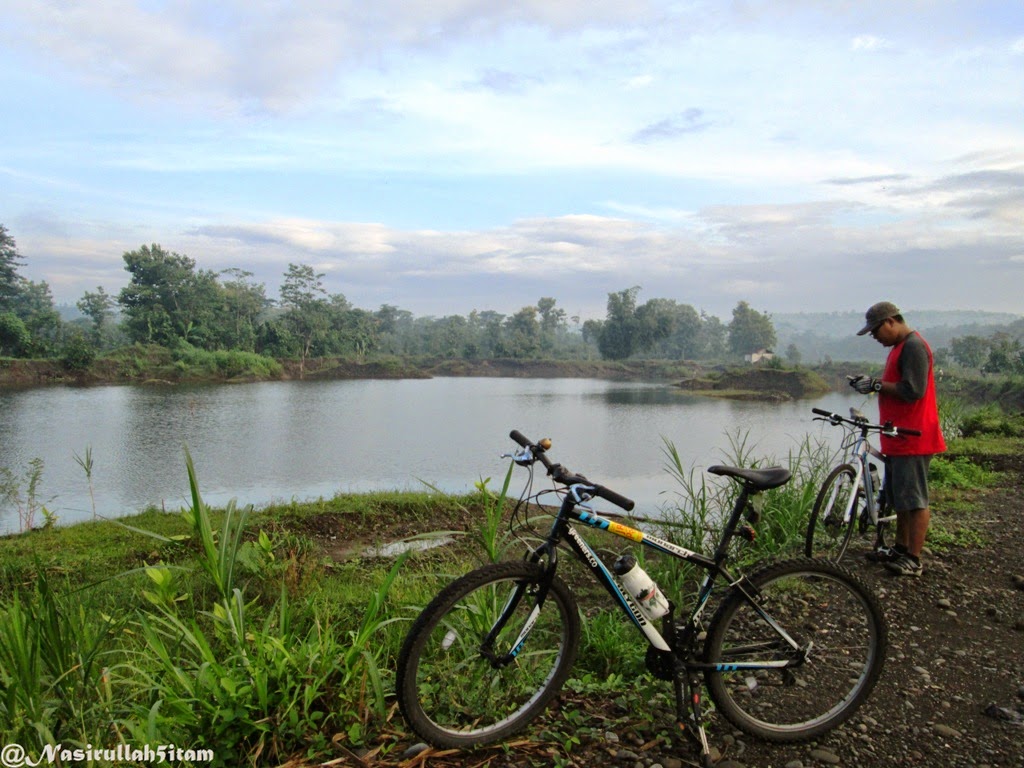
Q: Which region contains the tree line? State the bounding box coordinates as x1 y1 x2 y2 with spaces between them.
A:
0 226 787 368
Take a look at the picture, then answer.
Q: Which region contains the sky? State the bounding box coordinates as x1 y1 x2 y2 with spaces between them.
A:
2 0 1023 322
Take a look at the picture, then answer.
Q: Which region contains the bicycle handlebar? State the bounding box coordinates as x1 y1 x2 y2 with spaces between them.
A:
509 429 636 511
810 408 921 437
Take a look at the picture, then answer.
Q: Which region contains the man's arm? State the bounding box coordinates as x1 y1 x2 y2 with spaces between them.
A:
887 334 928 402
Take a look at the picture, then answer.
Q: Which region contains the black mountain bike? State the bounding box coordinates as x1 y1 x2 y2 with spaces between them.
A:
396 430 888 767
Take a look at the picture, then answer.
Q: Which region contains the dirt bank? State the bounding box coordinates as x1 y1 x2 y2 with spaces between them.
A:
323 452 1024 768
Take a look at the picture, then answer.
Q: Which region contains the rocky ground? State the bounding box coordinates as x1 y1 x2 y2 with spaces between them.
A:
327 453 1024 768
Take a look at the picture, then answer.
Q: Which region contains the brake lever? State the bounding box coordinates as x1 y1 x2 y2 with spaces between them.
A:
501 447 536 466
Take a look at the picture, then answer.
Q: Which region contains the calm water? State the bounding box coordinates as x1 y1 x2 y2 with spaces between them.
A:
0 378 863 534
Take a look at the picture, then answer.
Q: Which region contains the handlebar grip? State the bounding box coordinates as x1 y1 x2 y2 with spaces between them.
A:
595 485 635 512
811 408 832 417
900 427 922 437
509 429 532 447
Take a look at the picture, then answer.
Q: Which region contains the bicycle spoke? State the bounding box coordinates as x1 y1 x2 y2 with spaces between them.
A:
705 558 886 742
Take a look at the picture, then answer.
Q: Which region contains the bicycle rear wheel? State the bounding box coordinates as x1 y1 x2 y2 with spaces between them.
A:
704 558 886 742
805 464 861 561
396 560 580 749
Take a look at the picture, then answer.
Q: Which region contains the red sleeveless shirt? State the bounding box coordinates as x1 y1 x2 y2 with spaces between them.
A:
879 333 946 456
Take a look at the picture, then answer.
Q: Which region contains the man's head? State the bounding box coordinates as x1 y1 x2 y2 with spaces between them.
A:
857 301 906 345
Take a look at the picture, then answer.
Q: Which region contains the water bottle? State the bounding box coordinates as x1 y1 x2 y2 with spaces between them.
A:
613 554 669 620
869 463 881 495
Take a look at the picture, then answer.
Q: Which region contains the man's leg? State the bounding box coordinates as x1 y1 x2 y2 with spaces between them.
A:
905 507 931 558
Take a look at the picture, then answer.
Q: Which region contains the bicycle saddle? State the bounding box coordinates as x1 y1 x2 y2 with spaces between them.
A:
707 465 792 491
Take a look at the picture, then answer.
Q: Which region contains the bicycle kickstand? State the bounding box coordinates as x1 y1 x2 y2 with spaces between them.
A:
673 669 714 768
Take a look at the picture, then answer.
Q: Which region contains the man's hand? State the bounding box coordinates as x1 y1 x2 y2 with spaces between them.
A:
848 374 882 394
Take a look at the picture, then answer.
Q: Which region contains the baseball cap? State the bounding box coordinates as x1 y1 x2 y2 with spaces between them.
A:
856 301 901 336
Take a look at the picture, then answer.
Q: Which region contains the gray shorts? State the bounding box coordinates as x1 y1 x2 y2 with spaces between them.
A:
885 455 933 512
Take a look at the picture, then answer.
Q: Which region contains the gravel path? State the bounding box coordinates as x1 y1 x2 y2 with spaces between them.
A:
346 453 1024 768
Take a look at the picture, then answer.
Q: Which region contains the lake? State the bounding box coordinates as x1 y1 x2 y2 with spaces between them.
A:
0 378 864 534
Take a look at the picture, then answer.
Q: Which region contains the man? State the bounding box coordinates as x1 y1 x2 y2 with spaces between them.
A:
850 301 946 577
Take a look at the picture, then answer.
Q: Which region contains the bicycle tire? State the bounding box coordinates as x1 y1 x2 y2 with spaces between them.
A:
703 557 886 742
396 560 580 749
804 464 861 561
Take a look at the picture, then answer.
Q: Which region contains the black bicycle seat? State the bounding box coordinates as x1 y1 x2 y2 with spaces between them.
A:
707 465 792 491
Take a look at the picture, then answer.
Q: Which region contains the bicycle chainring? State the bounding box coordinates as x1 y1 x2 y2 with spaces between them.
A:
645 646 677 681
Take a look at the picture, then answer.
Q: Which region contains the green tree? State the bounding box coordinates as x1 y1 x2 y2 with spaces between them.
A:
727 301 777 357
0 312 31 357
505 307 541 358
981 334 1024 375
697 311 728 359
0 225 24 311
76 287 116 347
634 298 682 356
536 297 566 352
279 263 330 372
217 269 269 351
949 335 989 370
11 279 62 356
597 287 641 360
375 304 415 355
473 310 507 358
118 244 219 347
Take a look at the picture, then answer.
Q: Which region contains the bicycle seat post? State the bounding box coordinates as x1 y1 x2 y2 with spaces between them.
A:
711 484 752 564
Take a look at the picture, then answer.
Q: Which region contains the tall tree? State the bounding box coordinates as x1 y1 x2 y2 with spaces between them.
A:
279 263 329 372
118 244 219 347
77 287 116 347
727 301 777 357
505 306 541 358
218 269 269 351
949 335 989 370
598 286 641 360
12 279 62 356
0 225 24 312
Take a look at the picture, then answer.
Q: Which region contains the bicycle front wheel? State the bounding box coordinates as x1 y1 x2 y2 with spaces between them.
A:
396 560 580 749
704 558 886 742
805 464 861 561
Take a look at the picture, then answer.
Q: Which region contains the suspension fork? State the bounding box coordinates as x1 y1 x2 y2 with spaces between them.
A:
479 543 559 668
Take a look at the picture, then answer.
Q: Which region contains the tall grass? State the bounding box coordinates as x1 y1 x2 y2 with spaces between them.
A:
657 430 836 565
0 450 412 767
0 457 51 532
0 571 119 747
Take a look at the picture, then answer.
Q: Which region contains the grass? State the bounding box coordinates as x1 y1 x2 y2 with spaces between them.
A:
0 401 1020 766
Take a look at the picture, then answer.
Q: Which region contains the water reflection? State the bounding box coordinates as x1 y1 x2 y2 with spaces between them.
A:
0 378 863 534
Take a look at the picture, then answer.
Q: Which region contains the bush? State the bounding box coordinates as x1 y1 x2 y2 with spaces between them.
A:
60 331 96 371
960 404 1024 438
172 348 283 379
929 455 998 490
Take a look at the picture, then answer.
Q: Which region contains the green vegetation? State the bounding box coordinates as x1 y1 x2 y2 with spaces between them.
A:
4 398 1015 766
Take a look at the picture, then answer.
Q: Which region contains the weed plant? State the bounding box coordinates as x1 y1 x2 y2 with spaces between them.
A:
0 410 1017 765
0 452 412 767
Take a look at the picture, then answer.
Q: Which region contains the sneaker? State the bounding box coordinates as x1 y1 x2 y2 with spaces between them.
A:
864 545 899 563
885 553 923 577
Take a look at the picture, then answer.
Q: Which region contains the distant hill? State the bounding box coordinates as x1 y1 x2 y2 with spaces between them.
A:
772 310 1024 363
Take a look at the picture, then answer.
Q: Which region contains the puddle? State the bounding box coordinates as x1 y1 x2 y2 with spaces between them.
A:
363 535 456 558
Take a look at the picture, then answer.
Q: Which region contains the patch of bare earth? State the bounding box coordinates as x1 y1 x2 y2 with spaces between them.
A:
312 455 1024 768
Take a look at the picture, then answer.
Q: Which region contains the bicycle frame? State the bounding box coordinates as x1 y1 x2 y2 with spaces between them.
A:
397 432 886 768
833 420 886 528
817 408 897 536
499 471 804 760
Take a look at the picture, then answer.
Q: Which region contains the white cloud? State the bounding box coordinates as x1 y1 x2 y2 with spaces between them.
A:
850 34 890 52
2 1 1023 319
